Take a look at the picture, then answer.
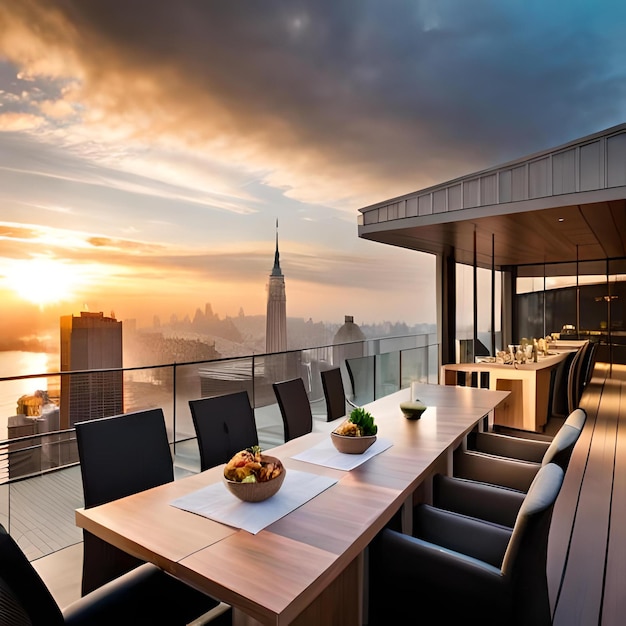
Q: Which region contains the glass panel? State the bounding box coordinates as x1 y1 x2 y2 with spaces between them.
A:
544 287 576 338
456 263 474 361
517 291 545 341
375 352 400 399
428 344 440 384
346 355 375 405
400 347 428 387
477 267 501 355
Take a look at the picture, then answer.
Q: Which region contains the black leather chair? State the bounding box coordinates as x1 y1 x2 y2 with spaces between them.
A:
75 409 230 624
272 378 313 441
369 463 565 626
580 340 598 389
189 391 259 471
320 367 357 422
569 340 597 412
470 406 587 463
566 342 587 414
453 407 585 490
0 523 229 626
434 408 586 526
549 349 577 419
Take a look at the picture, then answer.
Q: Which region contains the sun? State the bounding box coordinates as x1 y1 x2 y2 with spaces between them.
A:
4 257 82 306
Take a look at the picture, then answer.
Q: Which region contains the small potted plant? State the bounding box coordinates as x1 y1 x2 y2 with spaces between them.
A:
331 407 377 454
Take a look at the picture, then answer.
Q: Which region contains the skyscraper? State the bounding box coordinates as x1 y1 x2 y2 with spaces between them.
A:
60 311 123 428
266 220 287 354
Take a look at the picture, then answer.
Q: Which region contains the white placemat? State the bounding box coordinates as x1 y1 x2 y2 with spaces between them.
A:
291 437 393 470
170 469 337 535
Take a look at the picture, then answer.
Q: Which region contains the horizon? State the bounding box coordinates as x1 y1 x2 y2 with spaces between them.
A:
1 2 625 346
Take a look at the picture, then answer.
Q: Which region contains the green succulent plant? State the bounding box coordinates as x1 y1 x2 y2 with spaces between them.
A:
348 407 378 436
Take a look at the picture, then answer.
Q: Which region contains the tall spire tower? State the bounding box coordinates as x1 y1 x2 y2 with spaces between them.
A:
266 219 287 354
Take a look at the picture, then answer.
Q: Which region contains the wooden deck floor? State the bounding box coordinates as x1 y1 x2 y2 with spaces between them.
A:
549 361 626 625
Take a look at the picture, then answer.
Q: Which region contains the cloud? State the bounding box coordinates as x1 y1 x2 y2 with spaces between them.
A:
2 1 624 210
0 219 427 301
0 111 44 131
0 1 624 331
38 97 76 119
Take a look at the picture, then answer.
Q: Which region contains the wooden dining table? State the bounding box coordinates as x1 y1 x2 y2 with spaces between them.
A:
441 349 575 432
75 382 509 626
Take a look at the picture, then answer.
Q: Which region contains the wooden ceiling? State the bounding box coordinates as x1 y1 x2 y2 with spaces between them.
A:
360 199 626 270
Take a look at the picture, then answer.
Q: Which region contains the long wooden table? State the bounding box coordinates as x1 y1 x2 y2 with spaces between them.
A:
76 383 509 626
441 350 574 431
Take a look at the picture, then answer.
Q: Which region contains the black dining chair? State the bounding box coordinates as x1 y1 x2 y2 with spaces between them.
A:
272 377 313 441
369 462 565 626
469 406 587 463
569 340 597 413
453 407 585 490
75 408 230 624
548 349 578 419
0 523 231 626
320 367 358 422
189 391 259 471
433 407 586 527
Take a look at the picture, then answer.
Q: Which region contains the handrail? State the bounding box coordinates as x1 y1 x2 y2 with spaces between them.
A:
0 334 424 382
0 331 439 560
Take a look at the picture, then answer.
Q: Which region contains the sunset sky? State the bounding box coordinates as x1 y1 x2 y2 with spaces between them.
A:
0 1 625 347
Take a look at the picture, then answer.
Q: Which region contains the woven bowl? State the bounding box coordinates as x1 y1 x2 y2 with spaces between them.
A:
223 455 286 502
330 431 377 454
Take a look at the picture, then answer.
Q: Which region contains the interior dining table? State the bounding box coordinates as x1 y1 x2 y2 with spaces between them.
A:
441 348 576 432
75 382 509 626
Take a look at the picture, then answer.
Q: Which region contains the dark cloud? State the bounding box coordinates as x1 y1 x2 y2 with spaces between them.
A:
2 1 625 202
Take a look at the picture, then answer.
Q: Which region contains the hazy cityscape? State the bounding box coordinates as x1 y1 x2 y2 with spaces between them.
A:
0 224 436 464
0 302 435 375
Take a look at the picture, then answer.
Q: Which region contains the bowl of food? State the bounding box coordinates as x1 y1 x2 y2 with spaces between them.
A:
331 407 378 454
223 446 286 502
399 400 427 420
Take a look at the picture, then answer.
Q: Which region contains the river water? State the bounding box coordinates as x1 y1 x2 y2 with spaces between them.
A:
0 351 59 419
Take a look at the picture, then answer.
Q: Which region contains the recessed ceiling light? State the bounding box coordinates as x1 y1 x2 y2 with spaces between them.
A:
558 218 565 222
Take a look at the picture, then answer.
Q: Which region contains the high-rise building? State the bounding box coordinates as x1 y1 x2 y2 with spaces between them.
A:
60 311 123 428
265 221 287 354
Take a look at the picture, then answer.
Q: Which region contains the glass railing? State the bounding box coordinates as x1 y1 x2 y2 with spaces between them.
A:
0 332 439 560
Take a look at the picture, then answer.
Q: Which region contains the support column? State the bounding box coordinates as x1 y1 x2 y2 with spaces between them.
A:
437 248 456 366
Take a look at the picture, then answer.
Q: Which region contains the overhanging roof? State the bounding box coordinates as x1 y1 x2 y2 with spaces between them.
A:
358 124 626 270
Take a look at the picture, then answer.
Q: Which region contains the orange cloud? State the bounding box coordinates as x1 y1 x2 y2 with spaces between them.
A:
0 2 448 211
0 111 45 131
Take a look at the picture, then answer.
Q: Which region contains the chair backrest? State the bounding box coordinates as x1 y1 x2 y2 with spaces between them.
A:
272 378 313 441
567 343 586 414
579 341 597 389
542 407 586 470
0 524 64 625
320 368 347 422
574 341 594 403
501 462 565 626
76 408 174 508
189 391 259 471
551 350 576 418
75 408 174 595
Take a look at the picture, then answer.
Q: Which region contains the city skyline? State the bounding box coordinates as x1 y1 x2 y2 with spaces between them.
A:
1 2 625 345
